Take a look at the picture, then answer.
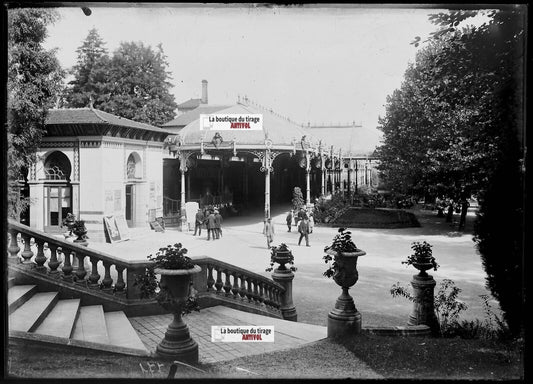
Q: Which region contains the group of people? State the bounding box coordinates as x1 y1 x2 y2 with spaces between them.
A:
194 207 223 240
286 208 314 247
262 207 314 249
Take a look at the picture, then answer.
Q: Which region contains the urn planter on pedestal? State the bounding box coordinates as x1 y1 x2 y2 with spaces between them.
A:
266 243 297 321
71 220 89 247
138 243 201 363
403 241 440 335
323 228 366 338
155 265 201 363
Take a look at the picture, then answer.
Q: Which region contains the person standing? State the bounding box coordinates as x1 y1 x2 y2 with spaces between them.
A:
286 210 293 232
308 211 314 234
214 210 223 239
206 210 216 241
263 217 275 248
194 208 205 236
298 216 310 247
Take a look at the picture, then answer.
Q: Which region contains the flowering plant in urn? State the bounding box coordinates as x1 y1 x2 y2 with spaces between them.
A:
323 228 361 279
403 241 439 276
266 243 297 272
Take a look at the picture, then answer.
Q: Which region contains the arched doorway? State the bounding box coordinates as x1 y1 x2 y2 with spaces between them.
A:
43 151 72 233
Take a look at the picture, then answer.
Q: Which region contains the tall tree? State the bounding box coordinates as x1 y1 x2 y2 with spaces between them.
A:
67 37 178 126
7 8 65 219
64 28 110 108
376 8 525 336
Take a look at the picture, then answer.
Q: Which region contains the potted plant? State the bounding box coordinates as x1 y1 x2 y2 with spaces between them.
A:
323 228 365 286
323 228 366 337
61 213 76 238
403 241 439 277
71 219 89 246
137 243 201 362
266 243 297 272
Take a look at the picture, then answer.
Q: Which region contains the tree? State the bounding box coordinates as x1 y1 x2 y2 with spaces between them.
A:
66 37 178 126
64 28 110 108
292 187 305 211
7 8 65 219
376 7 525 336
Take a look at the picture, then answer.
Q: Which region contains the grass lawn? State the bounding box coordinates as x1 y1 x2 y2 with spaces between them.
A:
7 334 523 380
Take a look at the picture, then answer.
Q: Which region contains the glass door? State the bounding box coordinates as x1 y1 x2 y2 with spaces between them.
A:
44 185 71 233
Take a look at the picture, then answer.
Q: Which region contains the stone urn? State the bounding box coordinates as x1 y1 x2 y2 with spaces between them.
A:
326 248 366 338
154 265 202 363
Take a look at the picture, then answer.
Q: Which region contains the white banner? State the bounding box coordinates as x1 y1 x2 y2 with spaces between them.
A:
200 114 263 131
211 325 274 342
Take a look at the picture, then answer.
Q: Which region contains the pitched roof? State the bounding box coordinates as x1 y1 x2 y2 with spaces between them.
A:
44 108 174 140
177 98 202 110
305 125 382 157
162 105 231 128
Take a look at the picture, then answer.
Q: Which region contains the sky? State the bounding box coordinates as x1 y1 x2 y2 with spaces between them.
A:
41 4 488 132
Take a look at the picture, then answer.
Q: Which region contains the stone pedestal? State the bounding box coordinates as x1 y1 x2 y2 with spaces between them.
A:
272 267 297 321
327 287 362 337
156 313 199 363
408 273 440 335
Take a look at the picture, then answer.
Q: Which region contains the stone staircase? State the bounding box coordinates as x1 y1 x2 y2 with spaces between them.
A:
7 277 150 357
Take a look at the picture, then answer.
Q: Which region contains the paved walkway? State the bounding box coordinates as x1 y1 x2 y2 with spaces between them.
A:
129 305 328 364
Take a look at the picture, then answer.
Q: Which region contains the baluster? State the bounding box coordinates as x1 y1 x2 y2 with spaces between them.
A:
263 285 271 307
258 282 266 306
20 233 34 265
245 277 253 302
223 269 232 296
34 240 47 272
207 265 215 291
239 275 247 300
61 248 73 282
74 252 87 284
7 230 20 263
252 280 260 305
88 257 101 288
231 272 240 298
115 265 126 294
48 244 61 277
214 268 223 293
274 289 281 309
101 261 114 292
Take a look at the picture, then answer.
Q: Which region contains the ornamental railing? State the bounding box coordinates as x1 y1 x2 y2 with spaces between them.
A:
163 196 180 216
191 257 286 318
7 220 150 301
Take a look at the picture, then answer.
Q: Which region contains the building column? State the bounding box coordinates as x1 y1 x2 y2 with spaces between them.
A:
305 153 311 205
179 153 188 232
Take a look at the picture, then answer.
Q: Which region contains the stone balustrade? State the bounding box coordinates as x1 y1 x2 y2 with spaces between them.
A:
191 257 285 315
7 220 151 300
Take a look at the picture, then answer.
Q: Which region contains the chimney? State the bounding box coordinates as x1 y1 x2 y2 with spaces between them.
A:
201 80 208 104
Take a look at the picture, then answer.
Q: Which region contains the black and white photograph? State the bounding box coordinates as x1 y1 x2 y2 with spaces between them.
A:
4 2 525 380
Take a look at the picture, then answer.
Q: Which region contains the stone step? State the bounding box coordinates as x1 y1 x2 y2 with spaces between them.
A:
34 299 81 339
71 305 110 344
104 311 149 354
8 285 37 314
9 292 59 332
8 277 16 289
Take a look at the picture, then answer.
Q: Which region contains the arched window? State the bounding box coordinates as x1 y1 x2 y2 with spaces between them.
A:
44 151 71 181
126 152 142 179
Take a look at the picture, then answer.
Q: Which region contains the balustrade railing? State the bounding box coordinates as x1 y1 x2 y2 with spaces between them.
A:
7 220 289 318
7 220 151 300
191 257 285 314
